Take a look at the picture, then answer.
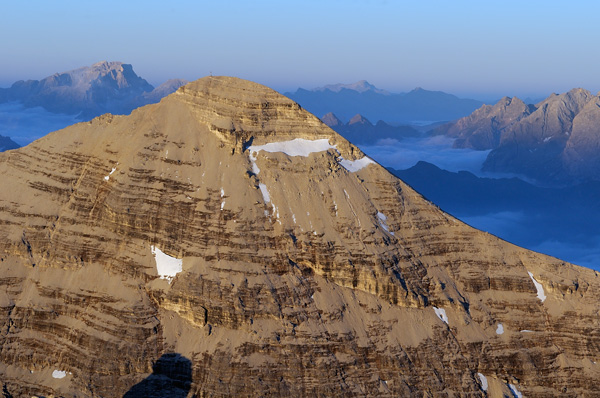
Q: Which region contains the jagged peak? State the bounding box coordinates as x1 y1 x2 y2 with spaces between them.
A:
495 96 527 108
90 60 126 69
348 113 373 126
321 112 343 127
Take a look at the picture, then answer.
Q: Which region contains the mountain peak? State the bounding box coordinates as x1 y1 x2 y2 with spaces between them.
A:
348 113 373 126
90 60 124 69
321 112 343 127
172 76 357 155
3 61 154 117
313 80 390 95
1 75 599 397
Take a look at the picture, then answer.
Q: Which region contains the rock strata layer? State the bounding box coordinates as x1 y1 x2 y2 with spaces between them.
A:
1 77 600 397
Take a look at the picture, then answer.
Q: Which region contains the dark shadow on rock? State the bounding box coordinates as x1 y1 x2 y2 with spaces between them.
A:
123 353 192 398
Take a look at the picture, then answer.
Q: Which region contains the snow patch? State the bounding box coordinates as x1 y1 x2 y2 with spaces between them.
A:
246 138 375 175
104 166 117 181
259 183 271 203
528 271 546 302
508 383 523 398
377 212 394 236
339 156 375 172
496 323 504 335
248 138 335 157
52 370 67 379
520 330 534 333
248 151 261 174
151 245 182 284
477 373 488 391
433 307 448 324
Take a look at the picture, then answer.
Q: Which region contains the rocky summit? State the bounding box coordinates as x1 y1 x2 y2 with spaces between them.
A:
1 77 600 397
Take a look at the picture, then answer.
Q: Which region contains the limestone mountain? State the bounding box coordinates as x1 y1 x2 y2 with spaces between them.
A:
437 88 600 183
433 96 535 150
1 76 600 397
321 112 420 145
0 61 186 119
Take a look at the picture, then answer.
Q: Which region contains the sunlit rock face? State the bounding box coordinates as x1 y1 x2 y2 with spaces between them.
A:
1 76 600 397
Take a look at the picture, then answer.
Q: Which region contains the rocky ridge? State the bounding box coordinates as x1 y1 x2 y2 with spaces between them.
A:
1 77 600 397
436 88 600 183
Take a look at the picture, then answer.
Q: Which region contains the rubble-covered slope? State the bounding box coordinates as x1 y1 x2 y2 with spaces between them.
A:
1 77 600 397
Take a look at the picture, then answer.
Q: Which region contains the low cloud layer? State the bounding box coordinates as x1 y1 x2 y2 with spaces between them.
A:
0 102 79 146
459 210 600 270
361 135 490 175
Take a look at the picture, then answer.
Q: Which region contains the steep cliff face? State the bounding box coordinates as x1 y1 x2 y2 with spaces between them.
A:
1 77 600 397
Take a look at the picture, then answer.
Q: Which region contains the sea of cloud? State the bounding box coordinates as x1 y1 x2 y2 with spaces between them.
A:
362 135 600 271
361 135 490 175
461 211 600 270
0 102 80 146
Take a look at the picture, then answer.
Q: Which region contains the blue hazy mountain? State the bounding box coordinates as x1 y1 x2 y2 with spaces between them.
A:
286 82 484 124
321 112 420 145
0 135 20 151
0 61 188 120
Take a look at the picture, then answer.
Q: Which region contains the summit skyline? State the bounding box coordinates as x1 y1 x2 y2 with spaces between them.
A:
2 0 600 100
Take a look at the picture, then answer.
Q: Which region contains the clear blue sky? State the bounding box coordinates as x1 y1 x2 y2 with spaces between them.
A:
1 0 599 99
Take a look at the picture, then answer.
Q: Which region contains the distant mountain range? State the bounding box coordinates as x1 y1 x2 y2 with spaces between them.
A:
434 88 600 183
313 80 390 95
285 82 484 124
0 61 188 119
321 112 419 145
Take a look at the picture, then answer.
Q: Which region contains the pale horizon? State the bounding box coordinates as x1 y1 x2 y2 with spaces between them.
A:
2 0 600 101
